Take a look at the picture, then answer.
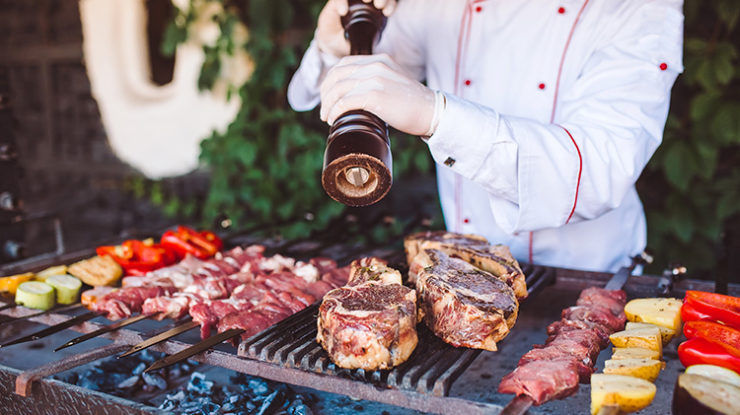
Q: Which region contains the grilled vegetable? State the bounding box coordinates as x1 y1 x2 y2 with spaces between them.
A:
673 373 740 415
682 301 715 324
678 337 740 373
611 347 662 361
34 265 68 282
68 256 123 287
625 321 676 343
610 326 663 357
624 297 682 332
81 286 116 307
591 373 656 415
45 274 82 305
0 273 35 295
96 239 176 276
15 281 55 310
160 226 222 260
603 358 664 382
684 320 740 358
684 291 740 331
686 365 740 388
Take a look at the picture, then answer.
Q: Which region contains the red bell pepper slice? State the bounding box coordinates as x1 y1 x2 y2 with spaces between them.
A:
684 320 740 358
96 240 176 275
160 227 221 260
681 301 716 323
684 291 740 331
678 337 740 374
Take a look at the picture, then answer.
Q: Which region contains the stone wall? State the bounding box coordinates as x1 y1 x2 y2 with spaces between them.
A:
0 0 177 262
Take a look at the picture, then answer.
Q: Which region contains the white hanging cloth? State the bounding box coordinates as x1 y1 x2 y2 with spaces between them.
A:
79 0 241 178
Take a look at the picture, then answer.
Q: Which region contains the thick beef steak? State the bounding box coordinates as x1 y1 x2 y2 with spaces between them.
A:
317 258 417 370
412 249 518 351
404 231 527 300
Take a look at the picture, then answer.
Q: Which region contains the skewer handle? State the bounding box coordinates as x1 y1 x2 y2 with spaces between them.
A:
500 395 534 415
597 405 621 415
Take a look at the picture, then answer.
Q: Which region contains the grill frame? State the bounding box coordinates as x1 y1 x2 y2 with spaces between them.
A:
1 236 739 414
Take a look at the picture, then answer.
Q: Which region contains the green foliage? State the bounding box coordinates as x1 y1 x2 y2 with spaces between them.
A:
157 0 433 239
639 0 740 274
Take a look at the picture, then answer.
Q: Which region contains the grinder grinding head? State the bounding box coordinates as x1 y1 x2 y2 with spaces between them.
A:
322 110 392 206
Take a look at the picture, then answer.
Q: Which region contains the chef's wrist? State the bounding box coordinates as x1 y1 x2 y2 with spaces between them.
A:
422 90 447 139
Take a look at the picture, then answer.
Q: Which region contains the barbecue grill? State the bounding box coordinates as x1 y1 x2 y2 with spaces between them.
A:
1 214 738 415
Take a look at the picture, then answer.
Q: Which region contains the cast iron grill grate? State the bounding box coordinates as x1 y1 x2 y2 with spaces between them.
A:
237 263 554 397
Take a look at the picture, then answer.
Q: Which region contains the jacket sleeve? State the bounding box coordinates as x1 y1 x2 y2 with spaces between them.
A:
287 0 427 112
425 0 684 233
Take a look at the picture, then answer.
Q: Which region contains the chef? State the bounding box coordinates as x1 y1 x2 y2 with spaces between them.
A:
288 0 684 272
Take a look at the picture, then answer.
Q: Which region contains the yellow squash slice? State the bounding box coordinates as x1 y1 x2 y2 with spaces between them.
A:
610 326 663 358
604 358 665 382
625 321 676 344
624 297 682 332
591 373 656 415
611 347 662 361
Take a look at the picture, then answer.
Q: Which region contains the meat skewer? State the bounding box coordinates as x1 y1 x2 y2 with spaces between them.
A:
499 253 651 415
117 320 199 359
117 255 344 361
0 310 98 348
54 312 159 352
143 263 351 372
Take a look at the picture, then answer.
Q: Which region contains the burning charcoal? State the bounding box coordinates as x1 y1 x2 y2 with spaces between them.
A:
116 375 140 389
201 402 221 414
256 390 284 415
187 372 214 394
286 400 313 415
132 362 147 376
159 399 177 411
167 390 186 402
247 378 270 396
143 372 168 390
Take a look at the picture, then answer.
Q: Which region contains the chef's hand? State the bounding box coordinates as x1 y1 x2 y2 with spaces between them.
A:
316 0 397 58
320 54 440 137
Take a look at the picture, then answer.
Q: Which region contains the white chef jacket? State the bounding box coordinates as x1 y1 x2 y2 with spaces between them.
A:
288 0 684 272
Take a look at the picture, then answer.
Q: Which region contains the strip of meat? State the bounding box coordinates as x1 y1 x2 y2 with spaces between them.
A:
498 358 581 405
576 287 627 316
562 305 626 332
519 347 593 383
91 286 177 320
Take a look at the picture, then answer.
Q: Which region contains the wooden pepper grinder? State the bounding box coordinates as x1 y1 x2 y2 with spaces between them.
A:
321 0 391 207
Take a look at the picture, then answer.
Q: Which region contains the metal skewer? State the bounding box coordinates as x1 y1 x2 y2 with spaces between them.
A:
0 303 84 328
143 328 244 373
118 320 199 359
0 311 98 348
54 312 159 352
0 302 17 312
499 252 652 415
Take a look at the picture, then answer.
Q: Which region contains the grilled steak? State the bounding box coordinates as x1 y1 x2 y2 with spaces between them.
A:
317 258 417 370
413 249 518 351
404 231 527 300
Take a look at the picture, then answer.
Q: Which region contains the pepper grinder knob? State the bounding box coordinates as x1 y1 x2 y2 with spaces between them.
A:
321 0 391 207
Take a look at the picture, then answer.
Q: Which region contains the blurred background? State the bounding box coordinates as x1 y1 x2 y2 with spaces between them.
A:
0 0 738 280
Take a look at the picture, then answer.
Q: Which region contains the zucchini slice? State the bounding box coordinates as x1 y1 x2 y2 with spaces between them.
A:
46 274 82 305
15 281 55 310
